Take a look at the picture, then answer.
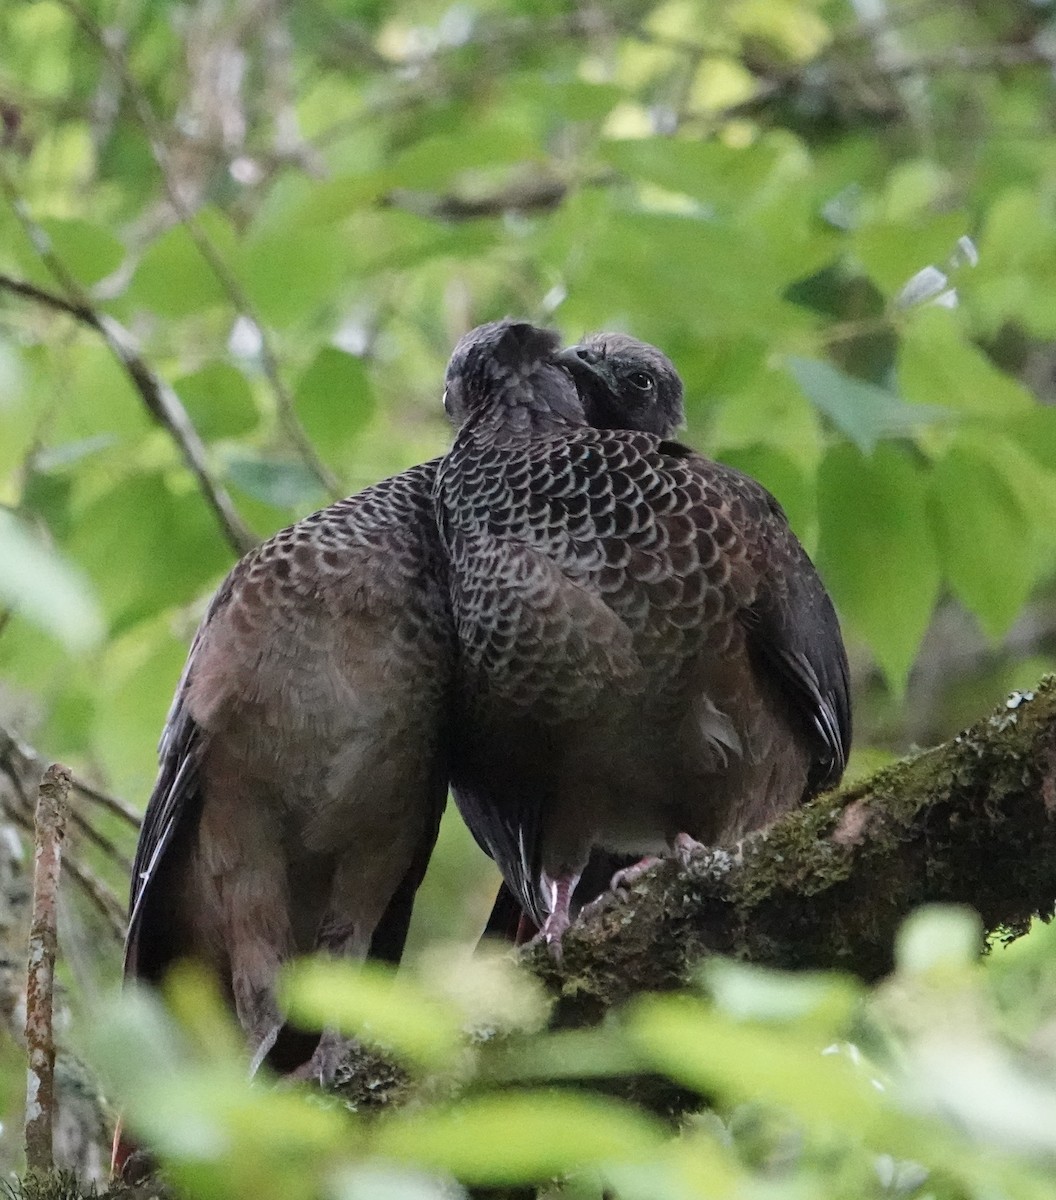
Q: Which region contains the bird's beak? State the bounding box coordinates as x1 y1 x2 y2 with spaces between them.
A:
555 345 611 390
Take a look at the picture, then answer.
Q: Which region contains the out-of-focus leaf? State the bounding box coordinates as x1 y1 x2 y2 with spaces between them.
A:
128 213 237 317
294 347 376 464
787 356 949 453
853 214 970 297
600 138 779 211
225 453 326 512
36 216 124 286
85 981 348 1200
899 308 1035 421
415 945 550 1035
66 473 230 629
817 443 939 689
333 1165 465 1200
0 509 104 650
629 993 891 1136
896 906 984 976
929 444 1037 640
239 228 349 326
281 958 462 1071
174 361 259 440
701 960 862 1031
386 125 541 191
371 1091 667 1184
731 0 831 62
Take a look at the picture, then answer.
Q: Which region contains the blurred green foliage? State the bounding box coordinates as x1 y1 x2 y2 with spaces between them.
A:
83 909 1056 1199
4 0 1056 1192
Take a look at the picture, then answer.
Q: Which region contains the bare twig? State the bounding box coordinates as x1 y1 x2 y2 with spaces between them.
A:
71 779 141 832
0 721 140 832
0 723 133 941
25 763 71 1173
56 0 343 498
62 854 126 942
0 264 257 557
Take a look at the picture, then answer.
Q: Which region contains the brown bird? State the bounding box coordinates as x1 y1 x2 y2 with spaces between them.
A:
123 461 454 1086
437 326 851 952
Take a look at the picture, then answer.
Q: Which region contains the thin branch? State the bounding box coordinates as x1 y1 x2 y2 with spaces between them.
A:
72 779 141 832
0 262 257 557
0 721 140 833
60 853 126 942
25 763 71 1174
57 0 343 498
0 723 133 941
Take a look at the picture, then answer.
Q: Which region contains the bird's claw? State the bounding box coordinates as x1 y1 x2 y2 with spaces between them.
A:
673 833 707 868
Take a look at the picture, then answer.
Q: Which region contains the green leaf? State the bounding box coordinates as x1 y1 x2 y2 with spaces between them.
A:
174 361 259 440
929 444 1036 639
372 1091 666 1184
853 213 971 298
37 216 124 286
701 960 861 1031
280 958 462 1071
294 347 376 464
787 356 949 453
225 453 326 513
0 509 104 650
128 213 236 317
239 228 349 326
817 444 939 689
66 473 231 629
386 125 541 191
629 993 890 1136
600 138 780 211
896 906 984 976
899 309 1035 422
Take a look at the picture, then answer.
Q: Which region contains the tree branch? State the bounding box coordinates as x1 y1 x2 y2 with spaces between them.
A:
0 723 131 940
0 269 257 558
526 678 1056 1025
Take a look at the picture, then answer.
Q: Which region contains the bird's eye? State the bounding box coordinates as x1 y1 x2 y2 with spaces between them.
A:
627 370 655 392
442 387 452 414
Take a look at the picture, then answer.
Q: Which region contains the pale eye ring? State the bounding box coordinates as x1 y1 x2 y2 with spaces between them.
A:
627 370 654 393
442 387 452 413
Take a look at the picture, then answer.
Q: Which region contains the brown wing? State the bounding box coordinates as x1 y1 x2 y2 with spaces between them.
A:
675 453 851 791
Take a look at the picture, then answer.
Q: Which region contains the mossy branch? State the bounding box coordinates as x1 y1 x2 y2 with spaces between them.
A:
526 677 1056 1025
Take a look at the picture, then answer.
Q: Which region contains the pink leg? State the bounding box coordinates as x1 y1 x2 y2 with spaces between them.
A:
531 870 581 960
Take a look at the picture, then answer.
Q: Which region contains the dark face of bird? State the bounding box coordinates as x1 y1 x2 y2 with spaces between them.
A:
443 320 583 427
558 333 686 438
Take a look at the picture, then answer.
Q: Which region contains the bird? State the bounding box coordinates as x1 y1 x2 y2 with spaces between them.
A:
436 325 851 954
122 460 455 1090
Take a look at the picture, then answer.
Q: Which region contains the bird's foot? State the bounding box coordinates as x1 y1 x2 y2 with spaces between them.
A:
285 1029 349 1087
532 907 573 961
672 832 707 867
608 855 663 896
530 871 580 962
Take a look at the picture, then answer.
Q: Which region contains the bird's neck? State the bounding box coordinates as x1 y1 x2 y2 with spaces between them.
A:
467 372 586 443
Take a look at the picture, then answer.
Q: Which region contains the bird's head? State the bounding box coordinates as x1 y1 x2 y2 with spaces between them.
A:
443 320 580 426
558 333 685 437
